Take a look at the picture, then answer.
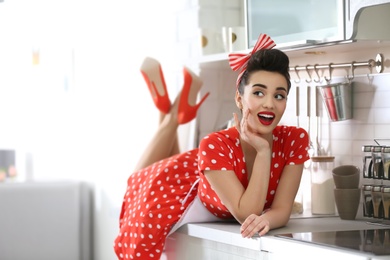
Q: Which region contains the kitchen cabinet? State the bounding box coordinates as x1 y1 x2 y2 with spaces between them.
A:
246 0 344 47
193 0 390 68
246 0 390 49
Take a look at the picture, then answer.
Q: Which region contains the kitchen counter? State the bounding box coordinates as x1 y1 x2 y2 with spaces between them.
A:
165 216 390 259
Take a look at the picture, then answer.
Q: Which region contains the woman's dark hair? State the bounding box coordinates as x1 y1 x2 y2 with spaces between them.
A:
237 49 291 95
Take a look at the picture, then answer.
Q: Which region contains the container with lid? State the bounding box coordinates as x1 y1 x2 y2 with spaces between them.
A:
371 146 384 179
362 145 374 178
362 184 374 218
382 186 390 220
381 146 390 180
311 156 336 215
371 185 384 219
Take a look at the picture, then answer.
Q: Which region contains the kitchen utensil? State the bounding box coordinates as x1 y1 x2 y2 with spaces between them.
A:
296 85 300 127
307 86 315 156
315 87 325 155
317 81 353 121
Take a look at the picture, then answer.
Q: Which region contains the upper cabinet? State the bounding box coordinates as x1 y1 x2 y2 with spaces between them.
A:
196 0 390 67
246 0 390 49
246 0 344 48
246 0 390 48
346 0 390 40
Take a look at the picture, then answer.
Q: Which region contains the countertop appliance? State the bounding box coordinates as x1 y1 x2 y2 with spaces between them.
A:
276 229 390 256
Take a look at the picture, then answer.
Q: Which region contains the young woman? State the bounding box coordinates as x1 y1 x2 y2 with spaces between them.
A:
114 34 310 260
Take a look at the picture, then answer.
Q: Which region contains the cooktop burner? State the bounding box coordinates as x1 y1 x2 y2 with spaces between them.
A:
276 229 390 256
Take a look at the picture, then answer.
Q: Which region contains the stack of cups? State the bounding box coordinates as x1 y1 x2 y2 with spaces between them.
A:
332 165 361 220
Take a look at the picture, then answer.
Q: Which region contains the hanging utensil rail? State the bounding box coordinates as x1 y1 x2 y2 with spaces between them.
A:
290 53 384 74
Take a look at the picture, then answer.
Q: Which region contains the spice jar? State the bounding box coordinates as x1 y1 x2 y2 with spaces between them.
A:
362 145 374 178
362 184 374 217
371 146 384 179
381 146 390 180
371 185 384 219
381 186 390 220
311 156 336 215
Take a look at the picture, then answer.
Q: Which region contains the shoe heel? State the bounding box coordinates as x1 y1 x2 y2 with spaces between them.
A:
140 57 171 114
177 67 210 124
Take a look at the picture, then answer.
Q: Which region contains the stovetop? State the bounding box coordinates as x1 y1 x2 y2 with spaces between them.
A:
276 229 390 256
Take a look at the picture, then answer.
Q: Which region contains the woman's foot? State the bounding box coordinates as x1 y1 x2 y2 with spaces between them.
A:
177 67 210 124
140 57 171 114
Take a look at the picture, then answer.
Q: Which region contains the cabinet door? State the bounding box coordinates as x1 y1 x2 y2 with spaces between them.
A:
246 0 344 47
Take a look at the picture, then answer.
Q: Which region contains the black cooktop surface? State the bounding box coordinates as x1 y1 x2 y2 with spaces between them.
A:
276 229 390 256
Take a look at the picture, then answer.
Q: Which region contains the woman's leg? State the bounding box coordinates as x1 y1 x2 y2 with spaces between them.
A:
134 63 207 171
133 94 181 171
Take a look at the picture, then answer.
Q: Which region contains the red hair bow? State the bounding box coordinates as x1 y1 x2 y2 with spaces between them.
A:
228 33 276 87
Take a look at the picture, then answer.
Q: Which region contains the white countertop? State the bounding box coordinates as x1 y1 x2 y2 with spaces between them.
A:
169 217 390 259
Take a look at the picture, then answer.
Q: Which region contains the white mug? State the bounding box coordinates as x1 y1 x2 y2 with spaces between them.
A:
228 26 247 52
199 28 223 55
221 26 230 52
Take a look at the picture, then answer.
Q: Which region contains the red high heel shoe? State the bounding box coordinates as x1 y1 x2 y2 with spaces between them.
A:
177 67 210 124
140 57 171 114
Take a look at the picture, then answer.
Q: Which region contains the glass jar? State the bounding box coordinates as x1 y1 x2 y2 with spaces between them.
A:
381 146 390 180
311 156 336 215
362 145 374 178
381 186 390 220
371 185 384 219
372 146 384 179
362 184 374 218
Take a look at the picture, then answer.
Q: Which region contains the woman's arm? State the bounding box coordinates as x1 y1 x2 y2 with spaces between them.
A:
204 147 271 223
240 163 304 238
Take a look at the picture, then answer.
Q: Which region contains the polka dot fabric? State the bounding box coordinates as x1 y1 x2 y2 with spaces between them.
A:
197 126 310 218
114 125 309 259
114 150 200 259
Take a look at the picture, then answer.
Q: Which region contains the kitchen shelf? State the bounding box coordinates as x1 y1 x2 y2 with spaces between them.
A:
196 40 390 74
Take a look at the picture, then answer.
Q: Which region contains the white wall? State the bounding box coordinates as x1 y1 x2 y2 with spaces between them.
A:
0 0 197 259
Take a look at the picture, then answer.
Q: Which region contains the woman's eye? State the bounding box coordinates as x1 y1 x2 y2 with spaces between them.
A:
275 93 286 100
253 91 264 97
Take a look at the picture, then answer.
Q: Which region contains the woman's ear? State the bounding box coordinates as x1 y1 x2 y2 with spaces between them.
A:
235 91 243 110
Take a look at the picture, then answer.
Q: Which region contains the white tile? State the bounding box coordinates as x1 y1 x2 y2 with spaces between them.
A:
351 124 375 140
353 91 375 108
374 124 390 140
373 90 390 108
329 122 352 140
352 108 374 123
373 107 390 124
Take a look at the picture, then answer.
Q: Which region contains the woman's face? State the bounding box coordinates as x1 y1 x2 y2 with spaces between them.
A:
235 70 288 135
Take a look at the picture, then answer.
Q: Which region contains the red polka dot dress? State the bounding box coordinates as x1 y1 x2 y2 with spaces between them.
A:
114 125 309 259
197 125 310 218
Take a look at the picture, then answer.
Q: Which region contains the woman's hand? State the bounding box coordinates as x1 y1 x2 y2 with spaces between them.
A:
240 213 270 238
233 110 270 152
